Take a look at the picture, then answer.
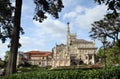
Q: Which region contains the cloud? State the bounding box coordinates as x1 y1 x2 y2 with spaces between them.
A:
20 2 107 53
33 15 67 42
0 0 108 59
19 15 67 52
63 4 107 30
62 4 107 48
19 36 46 51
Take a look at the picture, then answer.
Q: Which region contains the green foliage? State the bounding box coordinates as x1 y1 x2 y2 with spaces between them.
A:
4 51 10 63
97 48 105 64
33 0 64 22
90 14 120 47
0 66 120 79
0 0 64 75
97 43 120 65
106 43 120 65
0 0 24 45
95 0 120 16
0 61 5 68
0 0 14 43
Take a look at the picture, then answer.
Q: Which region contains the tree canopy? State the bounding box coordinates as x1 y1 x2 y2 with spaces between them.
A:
97 42 120 65
0 0 24 46
0 0 13 43
0 0 64 43
90 14 120 47
95 0 120 16
33 0 64 22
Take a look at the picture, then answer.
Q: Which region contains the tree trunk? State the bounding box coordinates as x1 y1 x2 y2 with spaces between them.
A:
5 0 22 75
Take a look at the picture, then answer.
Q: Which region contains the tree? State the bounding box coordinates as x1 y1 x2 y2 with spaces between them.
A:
91 0 120 66
0 60 4 68
0 0 64 75
97 42 120 65
95 0 120 16
0 0 14 43
4 51 11 68
97 48 105 64
90 14 120 47
109 42 120 64
33 0 64 22
4 0 23 75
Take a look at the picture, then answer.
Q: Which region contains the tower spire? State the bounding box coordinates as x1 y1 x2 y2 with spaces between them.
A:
67 22 70 46
67 22 70 34
67 22 69 26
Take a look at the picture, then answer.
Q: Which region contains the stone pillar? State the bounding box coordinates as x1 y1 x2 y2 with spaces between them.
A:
86 54 89 64
52 59 55 67
92 54 95 64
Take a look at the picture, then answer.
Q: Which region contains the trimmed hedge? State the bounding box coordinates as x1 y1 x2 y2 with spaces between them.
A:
0 66 120 79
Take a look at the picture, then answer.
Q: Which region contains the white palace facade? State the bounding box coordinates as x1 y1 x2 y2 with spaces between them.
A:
52 23 97 67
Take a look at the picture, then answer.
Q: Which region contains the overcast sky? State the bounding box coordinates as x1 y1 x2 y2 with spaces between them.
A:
0 0 107 59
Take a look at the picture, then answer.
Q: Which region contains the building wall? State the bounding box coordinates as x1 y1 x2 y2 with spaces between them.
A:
21 51 52 67
52 26 97 67
17 26 97 68
17 52 26 66
31 56 47 60
27 56 52 67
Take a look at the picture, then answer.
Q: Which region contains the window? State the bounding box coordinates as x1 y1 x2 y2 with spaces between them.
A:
39 62 41 65
89 55 92 60
42 57 44 59
86 56 88 59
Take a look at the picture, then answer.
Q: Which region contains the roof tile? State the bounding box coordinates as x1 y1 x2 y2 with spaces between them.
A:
24 51 52 57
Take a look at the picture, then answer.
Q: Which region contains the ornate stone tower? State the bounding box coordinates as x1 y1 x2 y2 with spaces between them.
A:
66 22 71 59
67 22 70 46
52 22 97 68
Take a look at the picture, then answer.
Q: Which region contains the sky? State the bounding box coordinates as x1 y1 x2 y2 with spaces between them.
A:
0 0 107 59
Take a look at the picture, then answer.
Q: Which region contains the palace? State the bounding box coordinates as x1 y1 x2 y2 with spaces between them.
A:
17 23 98 67
17 51 52 67
52 23 97 67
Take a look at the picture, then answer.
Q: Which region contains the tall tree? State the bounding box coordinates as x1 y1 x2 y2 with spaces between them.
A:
5 0 23 75
0 0 63 74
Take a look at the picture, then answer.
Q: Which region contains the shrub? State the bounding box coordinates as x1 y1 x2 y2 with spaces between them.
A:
0 61 5 68
0 66 120 79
